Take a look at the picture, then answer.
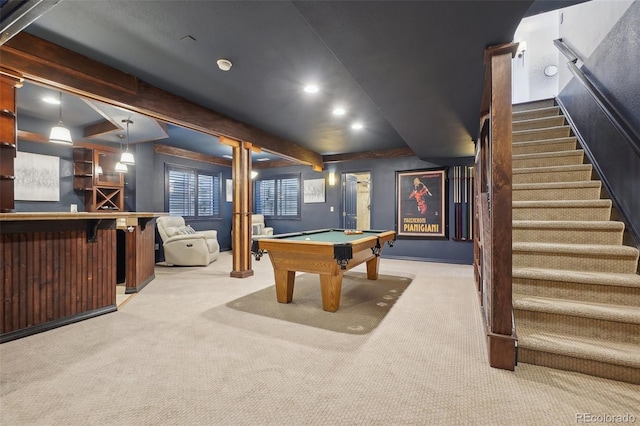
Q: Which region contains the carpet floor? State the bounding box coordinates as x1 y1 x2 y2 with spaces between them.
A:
1 251 638 425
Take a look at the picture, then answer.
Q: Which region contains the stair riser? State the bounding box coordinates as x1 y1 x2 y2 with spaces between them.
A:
513 279 640 306
512 140 577 155
513 127 571 142
513 169 592 184
515 310 640 344
513 100 556 112
513 116 566 131
513 107 560 120
512 206 611 221
513 251 638 274
518 349 640 385
513 154 584 168
513 227 623 245
513 186 600 201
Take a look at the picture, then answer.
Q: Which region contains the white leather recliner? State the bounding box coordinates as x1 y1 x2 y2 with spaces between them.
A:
156 216 220 266
251 214 274 238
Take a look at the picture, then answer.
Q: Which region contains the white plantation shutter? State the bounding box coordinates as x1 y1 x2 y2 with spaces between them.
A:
167 165 220 218
255 174 300 218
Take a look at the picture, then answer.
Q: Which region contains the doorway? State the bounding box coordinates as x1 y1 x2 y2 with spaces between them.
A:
341 172 371 230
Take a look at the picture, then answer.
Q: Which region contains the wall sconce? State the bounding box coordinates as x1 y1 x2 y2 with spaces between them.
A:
516 41 527 66
328 172 336 186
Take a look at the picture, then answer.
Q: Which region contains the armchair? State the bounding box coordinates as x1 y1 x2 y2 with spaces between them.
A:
251 214 273 238
156 216 220 266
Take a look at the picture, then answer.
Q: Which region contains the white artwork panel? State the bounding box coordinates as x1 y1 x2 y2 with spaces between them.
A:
14 151 60 201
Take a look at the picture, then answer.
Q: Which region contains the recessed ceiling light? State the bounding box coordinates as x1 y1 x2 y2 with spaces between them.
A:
42 96 60 105
303 84 319 94
217 59 232 71
256 158 270 162
332 107 346 116
223 155 233 159
351 122 364 130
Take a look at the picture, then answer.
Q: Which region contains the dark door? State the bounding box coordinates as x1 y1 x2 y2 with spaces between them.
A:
343 173 358 229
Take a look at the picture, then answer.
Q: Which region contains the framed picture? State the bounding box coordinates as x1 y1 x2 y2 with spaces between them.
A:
396 167 448 238
15 151 60 201
303 178 325 203
226 179 233 202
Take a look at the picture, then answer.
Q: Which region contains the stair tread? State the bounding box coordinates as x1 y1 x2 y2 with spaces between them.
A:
513 106 559 116
512 220 624 230
513 267 640 288
513 164 592 174
513 181 600 190
514 124 570 132
513 136 576 146
513 241 639 256
514 294 640 324
517 327 640 368
513 199 611 207
513 116 565 124
513 150 583 159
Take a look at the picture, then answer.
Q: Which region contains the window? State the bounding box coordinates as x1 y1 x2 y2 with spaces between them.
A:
254 174 300 218
166 165 220 218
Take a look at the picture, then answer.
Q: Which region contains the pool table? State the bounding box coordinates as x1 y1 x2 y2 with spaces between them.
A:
251 229 396 312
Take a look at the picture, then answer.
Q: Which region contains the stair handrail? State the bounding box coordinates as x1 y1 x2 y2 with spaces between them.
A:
475 42 518 371
554 38 640 157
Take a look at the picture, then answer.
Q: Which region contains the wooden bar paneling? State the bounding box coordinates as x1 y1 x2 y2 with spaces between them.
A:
124 221 157 294
0 221 118 342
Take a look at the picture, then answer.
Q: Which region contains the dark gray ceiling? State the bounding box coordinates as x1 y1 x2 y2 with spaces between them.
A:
9 0 586 162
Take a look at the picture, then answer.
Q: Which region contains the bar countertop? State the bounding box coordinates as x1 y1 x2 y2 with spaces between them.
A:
0 212 167 221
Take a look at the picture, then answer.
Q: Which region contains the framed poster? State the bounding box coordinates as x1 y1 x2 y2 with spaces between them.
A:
303 178 325 203
396 167 448 238
15 151 60 201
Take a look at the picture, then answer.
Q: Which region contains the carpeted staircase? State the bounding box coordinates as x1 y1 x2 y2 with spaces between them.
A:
511 99 640 384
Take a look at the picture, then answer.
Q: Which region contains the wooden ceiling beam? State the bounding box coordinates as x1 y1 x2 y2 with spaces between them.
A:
323 146 414 163
1 32 323 169
153 144 231 167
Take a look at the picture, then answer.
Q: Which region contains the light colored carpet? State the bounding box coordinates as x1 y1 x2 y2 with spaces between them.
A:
1 251 638 425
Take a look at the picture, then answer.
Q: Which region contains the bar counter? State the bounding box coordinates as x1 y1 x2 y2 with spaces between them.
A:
0 212 165 343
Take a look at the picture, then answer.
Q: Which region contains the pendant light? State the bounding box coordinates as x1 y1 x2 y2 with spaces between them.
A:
115 134 128 173
120 119 135 165
49 92 73 145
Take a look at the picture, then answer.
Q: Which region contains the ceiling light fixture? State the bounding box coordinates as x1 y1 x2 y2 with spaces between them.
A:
332 107 346 116
120 119 135 165
48 92 73 145
42 96 60 105
217 59 232 71
115 134 128 173
351 122 364 130
303 84 319 94
114 161 128 173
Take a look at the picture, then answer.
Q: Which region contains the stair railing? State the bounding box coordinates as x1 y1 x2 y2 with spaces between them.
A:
554 38 640 248
475 43 518 370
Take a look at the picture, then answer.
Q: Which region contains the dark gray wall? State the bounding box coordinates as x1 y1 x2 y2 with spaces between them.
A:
558 2 640 243
256 155 474 265
152 152 233 253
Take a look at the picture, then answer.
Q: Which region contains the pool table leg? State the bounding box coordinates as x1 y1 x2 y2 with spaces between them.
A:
320 273 343 312
274 269 295 303
366 256 380 280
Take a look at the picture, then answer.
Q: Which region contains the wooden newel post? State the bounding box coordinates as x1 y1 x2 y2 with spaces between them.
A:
484 43 517 370
222 136 254 278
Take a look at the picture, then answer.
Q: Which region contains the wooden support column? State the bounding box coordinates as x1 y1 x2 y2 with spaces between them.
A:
0 68 23 213
222 136 254 278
